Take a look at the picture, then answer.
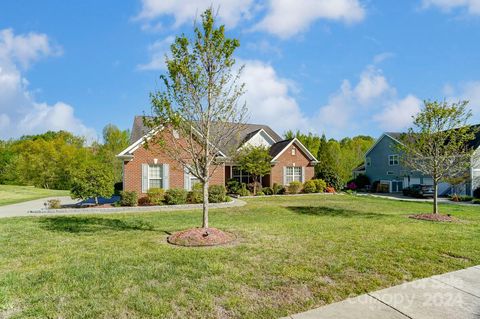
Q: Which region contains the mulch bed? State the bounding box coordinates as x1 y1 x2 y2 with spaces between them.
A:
167 227 236 247
408 213 457 222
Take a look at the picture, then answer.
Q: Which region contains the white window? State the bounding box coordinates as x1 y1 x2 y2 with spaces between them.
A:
388 155 399 166
366 157 371 166
291 147 296 155
148 165 163 189
286 166 302 184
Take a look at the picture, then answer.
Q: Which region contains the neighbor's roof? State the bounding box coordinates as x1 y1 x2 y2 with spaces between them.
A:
130 115 283 153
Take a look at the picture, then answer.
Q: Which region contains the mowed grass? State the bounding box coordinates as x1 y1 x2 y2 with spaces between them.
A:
0 185 69 206
0 195 479 318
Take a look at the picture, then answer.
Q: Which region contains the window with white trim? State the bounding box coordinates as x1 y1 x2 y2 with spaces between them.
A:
388 154 399 166
148 165 163 189
232 166 251 184
286 166 302 183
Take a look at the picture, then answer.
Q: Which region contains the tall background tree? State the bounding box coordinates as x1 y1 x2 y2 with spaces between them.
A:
145 9 248 230
400 100 478 214
236 146 272 195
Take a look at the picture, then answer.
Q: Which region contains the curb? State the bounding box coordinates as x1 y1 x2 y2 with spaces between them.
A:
28 198 246 214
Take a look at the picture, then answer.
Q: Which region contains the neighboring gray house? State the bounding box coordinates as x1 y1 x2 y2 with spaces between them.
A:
361 131 480 195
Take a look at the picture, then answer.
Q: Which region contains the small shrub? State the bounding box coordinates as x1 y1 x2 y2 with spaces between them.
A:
345 189 356 195
353 174 370 188
256 191 265 196
237 187 250 196
147 188 165 205
138 197 151 206
473 199 480 204
303 180 317 193
272 183 285 195
226 179 241 194
288 181 302 194
326 186 335 193
459 195 473 202
346 182 357 190
188 183 203 204
164 188 188 205
120 191 137 207
473 187 480 199
45 199 61 209
208 185 227 203
263 187 273 195
313 179 327 192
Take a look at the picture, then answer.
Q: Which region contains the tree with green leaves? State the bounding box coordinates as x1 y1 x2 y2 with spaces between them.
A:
71 161 114 205
144 8 248 231
399 100 478 215
236 146 272 195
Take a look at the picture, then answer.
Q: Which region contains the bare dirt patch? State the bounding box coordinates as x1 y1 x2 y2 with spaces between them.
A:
408 213 457 222
167 227 236 247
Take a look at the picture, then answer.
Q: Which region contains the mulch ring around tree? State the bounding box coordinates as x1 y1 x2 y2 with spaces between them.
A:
167 227 236 247
408 213 458 222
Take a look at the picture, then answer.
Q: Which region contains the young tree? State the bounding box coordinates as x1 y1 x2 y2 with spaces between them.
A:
144 9 247 230
236 146 272 195
71 161 114 205
400 100 478 214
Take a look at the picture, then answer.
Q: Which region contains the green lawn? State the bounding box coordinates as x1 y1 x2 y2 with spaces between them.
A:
0 195 479 318
0 185 69 206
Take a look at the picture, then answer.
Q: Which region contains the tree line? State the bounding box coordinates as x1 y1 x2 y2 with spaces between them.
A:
0 124 130 190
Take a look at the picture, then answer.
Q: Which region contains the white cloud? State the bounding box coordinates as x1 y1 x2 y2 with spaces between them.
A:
313 65 421 137
136 0 255 29
137 36 174 71
0 29 96 141
255 0 366 38
373 95 423 131
422 0 480 15
240 60 309 134
443 81 480 122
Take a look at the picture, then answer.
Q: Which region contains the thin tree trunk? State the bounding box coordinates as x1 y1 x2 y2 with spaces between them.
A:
202 180 209 229
95 196 99 205
433 182 438 215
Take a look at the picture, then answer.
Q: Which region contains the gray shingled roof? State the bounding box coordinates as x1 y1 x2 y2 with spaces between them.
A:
269 139 293 158
130 115 283 154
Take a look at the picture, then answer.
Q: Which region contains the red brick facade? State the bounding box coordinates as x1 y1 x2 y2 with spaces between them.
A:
123 136 224 196
269 141 315 186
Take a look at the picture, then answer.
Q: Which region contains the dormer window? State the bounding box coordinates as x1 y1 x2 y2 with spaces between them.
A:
291 147 296 155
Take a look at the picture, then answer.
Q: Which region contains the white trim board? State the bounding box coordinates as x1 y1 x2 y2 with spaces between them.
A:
271 138 319 162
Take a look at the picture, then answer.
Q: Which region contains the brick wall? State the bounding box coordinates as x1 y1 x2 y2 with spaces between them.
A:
123 132 225 196
270 142 315 185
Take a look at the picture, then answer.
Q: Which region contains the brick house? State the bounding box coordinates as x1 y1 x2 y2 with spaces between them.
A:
117 116 319 196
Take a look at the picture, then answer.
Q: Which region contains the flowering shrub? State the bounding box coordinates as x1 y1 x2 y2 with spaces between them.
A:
346 182 357 190
326 186 335 193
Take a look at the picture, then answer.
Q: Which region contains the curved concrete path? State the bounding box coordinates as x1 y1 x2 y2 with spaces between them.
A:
282 266 480 319
0 196 77 218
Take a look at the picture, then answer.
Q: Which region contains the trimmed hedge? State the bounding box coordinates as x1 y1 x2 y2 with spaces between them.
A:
147 188 165 205
303 180 317 193
209 185 227 203
120 191 137 207
288 181 302 194
164 188 188 205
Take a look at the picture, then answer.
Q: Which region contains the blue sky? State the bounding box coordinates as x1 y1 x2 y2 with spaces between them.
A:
1 0 480 142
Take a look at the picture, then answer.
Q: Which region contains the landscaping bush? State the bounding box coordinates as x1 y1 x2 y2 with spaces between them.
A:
326 186 335 193
147 188 165 205
262 187 273 195
313 179 327 192
226 179 241 194
474 187 480 199
272 183 285 195
473 199 480 204
46 199 61 209
236 187 250 196
346 182 357 190
256 191 265 196
188 183 203 204
316 169 343 191
303 180 317 193
353 174 370 188
119 191 137 207
164 188 188 205
208 185 227 203
288 181 302 194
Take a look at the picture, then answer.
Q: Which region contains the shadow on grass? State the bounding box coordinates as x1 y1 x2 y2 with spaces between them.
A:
287 206 386 219
39 216 155 233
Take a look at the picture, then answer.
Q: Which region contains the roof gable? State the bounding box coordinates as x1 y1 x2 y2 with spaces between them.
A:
270 138 319 163
365 133 403 157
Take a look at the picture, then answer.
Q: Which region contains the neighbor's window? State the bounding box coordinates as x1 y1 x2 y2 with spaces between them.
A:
148 165 163 189
388 155 399 166
366 157 371 166
286 166 302 183
291 147 296 155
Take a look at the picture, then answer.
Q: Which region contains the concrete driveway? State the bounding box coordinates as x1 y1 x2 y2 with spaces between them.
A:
0 196 78 218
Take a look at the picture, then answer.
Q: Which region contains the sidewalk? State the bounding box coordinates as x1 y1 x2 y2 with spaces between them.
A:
282 266 480 319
